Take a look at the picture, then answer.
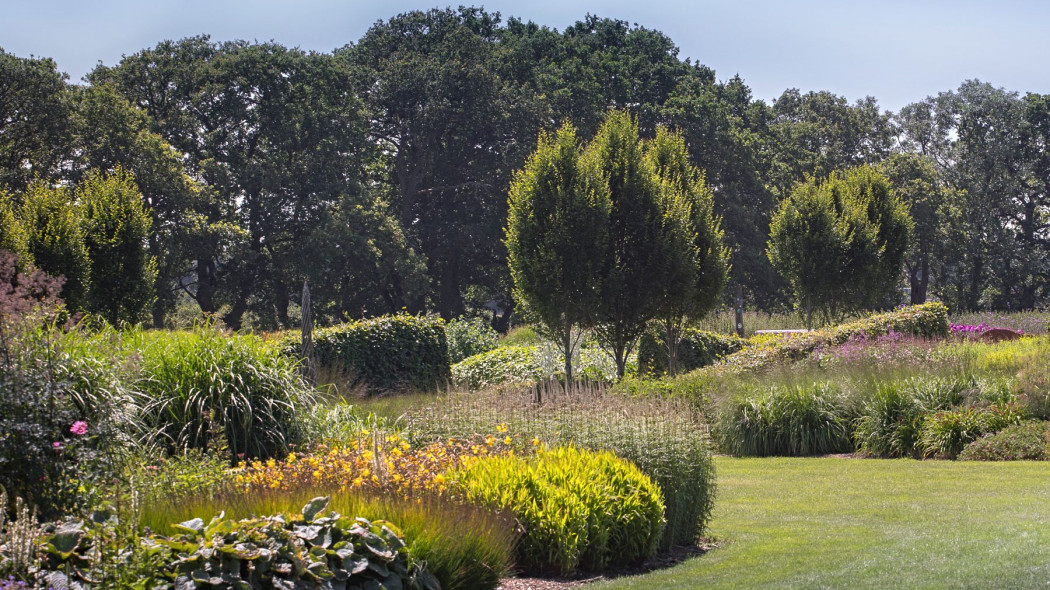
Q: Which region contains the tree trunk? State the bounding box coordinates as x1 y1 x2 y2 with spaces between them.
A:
561 321 574 385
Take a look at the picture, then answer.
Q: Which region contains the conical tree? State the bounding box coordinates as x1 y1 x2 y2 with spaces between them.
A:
18 182 91 311
506 123 609 382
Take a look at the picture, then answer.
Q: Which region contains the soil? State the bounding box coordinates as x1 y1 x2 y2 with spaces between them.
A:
496 542 716 590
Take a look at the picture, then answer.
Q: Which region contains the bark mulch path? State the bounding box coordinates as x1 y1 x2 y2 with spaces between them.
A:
496 542 716 590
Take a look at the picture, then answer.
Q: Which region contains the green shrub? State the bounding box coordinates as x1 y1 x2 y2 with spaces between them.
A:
959 421 1050 461
132 325 313 461
637 327 745 376
451 346 544 389
918 404 1026 459
853 377 968 458
450 446 664 576
445 316 500 364
34 497 438 590
307 314 450 394
501 325 543 346
716 383 852 456
411 385 715 550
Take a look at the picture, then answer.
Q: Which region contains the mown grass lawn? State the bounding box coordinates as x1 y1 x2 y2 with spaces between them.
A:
596 457 1050 589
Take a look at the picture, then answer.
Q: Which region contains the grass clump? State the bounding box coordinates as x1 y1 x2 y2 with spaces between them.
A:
130 324 314 461
918 404 1026 459
959 421 1050 461
716 382 852 456
852 377 968 458
451 446 664 576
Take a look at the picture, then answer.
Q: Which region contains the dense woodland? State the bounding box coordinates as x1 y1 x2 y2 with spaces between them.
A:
2 6 1050 330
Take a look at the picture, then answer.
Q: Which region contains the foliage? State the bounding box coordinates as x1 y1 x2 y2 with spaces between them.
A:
143 489 515 590
767 165 912 325
451 446 664 575
637 327 744 376
17 182 91 312
506 122 609 382
958 420 1050 461
644 126 729 375
852 377 966 458
917 404 1026 459
132 325 314 461
444 316 500 364
408 385 715 550
305 314 450 394
33 498 437 590
715 383 853 456
450 342 620 389
76 168 157 325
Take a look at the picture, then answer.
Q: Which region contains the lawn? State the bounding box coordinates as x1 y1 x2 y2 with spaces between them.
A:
597 457 1050 589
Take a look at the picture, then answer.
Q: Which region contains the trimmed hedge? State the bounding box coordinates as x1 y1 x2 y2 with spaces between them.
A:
637 327 745 376
450 446 664 576
451 346 543 390
305 315 450 394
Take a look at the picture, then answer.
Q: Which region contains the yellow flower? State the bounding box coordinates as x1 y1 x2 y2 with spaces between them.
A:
532 437 540 447
504 436 512 445
287 453 297 463
485 435 495 447
496 423 508 433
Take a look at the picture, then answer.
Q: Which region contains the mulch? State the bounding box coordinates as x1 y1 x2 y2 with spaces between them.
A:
496 542 716 590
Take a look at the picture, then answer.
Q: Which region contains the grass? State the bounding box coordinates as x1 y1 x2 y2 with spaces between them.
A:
594 457 1050 589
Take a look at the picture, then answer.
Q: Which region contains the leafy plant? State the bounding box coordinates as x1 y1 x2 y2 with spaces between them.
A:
444 316 500 364
918 405 1026 459
451 446 664 576
303 314 450 394
637 327 744 376
958 421 1050 461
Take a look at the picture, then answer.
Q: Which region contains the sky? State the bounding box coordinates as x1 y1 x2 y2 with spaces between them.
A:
3 0 1049 112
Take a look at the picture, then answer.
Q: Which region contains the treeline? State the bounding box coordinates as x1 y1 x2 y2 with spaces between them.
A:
2 7 1049 329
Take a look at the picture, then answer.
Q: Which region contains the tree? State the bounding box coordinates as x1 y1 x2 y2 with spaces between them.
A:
78 168 157 325
0 195 29 266
17 182 91 311
879 153 954 304
588 111 672 378
645 127 729 374
768 166 911 327
506 123 609 382
0 49 72 192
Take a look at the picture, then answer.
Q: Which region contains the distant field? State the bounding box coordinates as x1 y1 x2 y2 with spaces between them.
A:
595 457 1050 589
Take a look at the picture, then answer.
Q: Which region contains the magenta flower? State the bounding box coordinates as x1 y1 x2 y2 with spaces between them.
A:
69 421 88 435
52 441 62 449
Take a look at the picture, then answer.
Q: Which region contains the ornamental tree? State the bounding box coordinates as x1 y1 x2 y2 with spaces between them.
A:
506 123 609 382
767 165 912 327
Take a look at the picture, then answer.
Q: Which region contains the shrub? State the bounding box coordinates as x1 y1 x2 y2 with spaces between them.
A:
34 497 438 590
918 404 1026 459
853 377 968 458
959 421 1050 461
716 382 852 456
307 314 450 394
451 346 544 389
637 327 745 376
410 384 716 549
450 446 664 576
445 316 500 364
132 325 314 461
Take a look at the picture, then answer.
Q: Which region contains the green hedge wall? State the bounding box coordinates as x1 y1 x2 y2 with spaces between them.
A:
637 327 746 376
303 314 450 394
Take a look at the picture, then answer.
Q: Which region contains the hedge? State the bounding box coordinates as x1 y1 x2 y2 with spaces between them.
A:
302 314 450 394
637 327 745 376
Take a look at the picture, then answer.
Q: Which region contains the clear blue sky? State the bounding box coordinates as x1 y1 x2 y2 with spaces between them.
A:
4 0 1049 112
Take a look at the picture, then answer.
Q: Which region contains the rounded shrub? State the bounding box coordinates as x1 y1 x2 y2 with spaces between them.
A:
450 346 543 389
133 325 313 461
445 316 500 364
637 327 745 376
716 382 852 456
959 421 1050 461
450 446 664 576
306 314 450 394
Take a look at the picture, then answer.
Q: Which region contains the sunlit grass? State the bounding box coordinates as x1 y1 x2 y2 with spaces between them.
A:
595 457 1050 589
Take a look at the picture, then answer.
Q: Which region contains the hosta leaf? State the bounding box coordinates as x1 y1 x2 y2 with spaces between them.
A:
302 496 330 522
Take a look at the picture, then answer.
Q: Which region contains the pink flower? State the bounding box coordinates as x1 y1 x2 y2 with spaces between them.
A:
69 421 88 435
52 442 62 449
